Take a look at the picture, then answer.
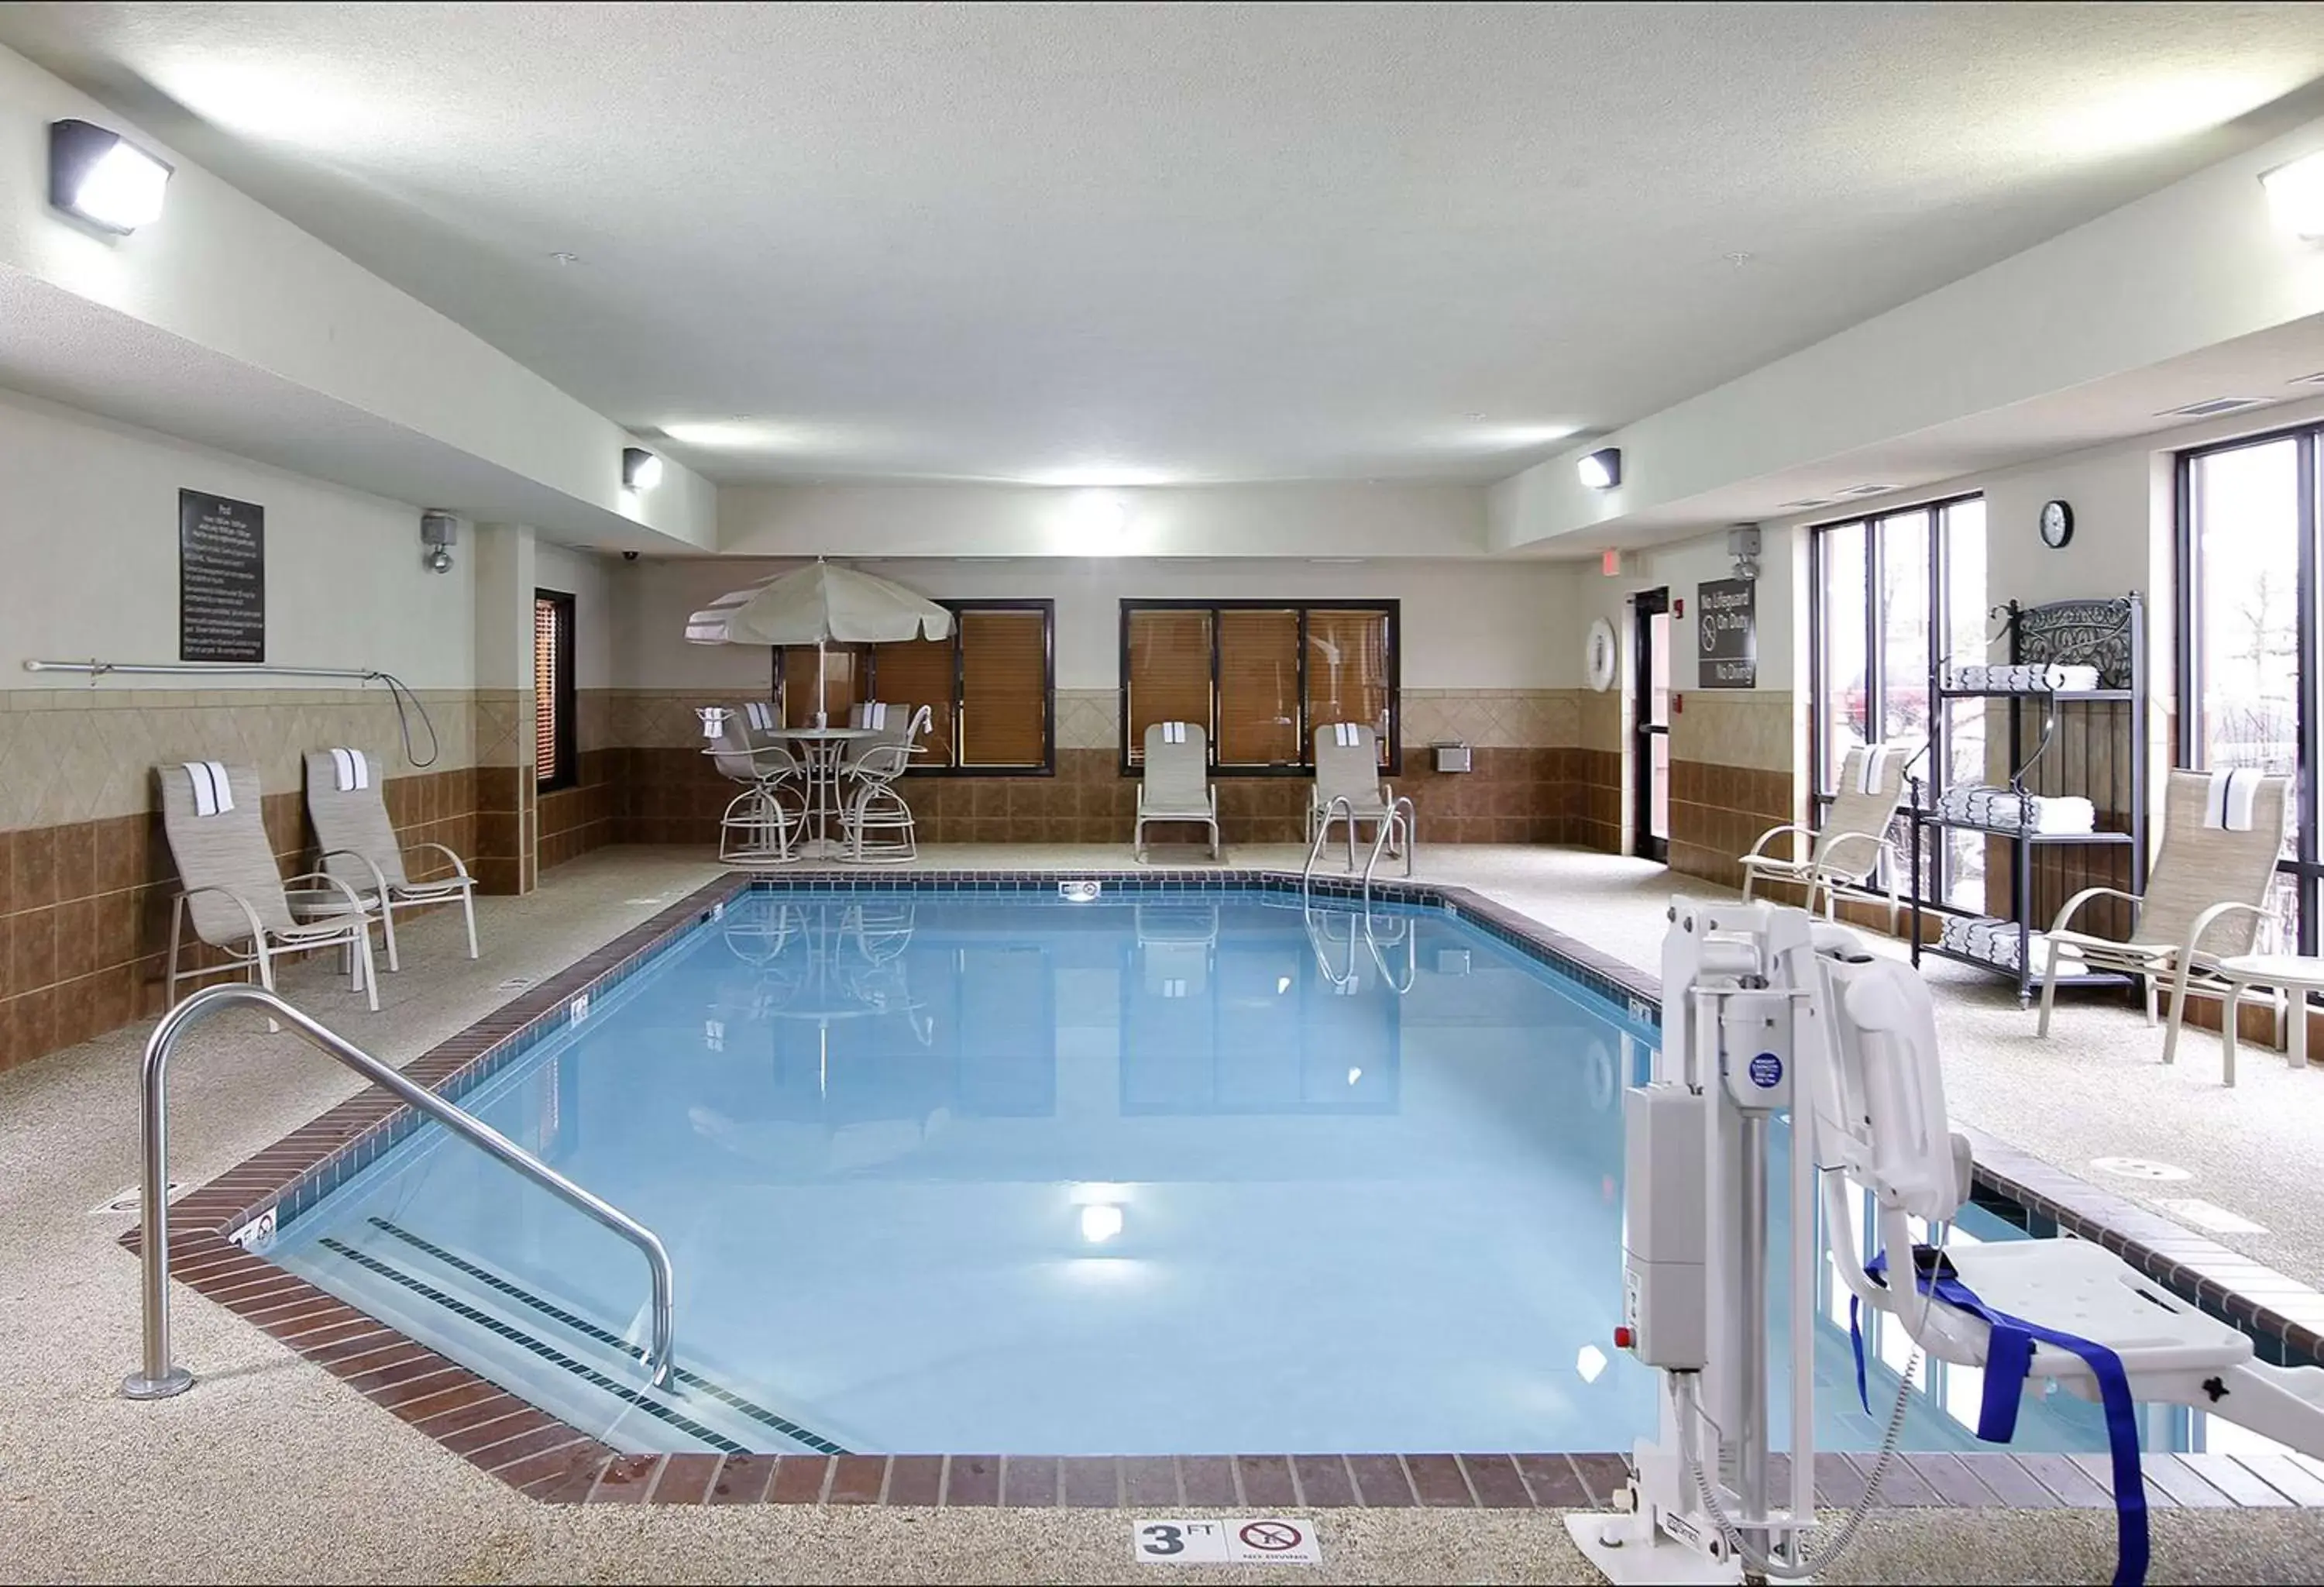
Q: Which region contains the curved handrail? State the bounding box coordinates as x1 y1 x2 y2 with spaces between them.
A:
1364 910 1418 995
1302 795 1358 896
1303 903 1361 990
124 983 676 1400
1360 796 1418 907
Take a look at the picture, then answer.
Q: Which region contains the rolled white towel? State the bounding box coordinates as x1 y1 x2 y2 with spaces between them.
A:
863 701 888 729
327 746 370 792
745 701 777 730
2205 767 2262 831
183 761 234 817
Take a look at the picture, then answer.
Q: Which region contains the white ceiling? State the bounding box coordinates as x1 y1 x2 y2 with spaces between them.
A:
7 2 2324 487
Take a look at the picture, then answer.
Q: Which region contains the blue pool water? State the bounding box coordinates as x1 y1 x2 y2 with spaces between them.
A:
265 886 2197 1456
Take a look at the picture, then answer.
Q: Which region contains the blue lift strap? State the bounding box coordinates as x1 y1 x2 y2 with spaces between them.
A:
1851 1246 2147 1587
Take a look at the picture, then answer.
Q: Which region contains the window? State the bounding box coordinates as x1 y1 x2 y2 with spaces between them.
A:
1120 600 1399 773
777 600 1055 774
533 590 576 790
1807 497 1986 910
2180 429 2310 948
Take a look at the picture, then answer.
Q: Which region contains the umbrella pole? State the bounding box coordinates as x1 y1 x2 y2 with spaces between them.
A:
815 638 829 728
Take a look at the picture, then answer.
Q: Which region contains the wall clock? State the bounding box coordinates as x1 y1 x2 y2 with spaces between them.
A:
2039 499 2074 549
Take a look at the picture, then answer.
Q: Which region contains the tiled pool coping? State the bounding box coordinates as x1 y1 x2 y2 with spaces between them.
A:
122 869 2324 1511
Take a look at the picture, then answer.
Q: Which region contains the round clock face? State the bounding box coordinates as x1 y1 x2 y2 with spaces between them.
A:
2040 499 2073 548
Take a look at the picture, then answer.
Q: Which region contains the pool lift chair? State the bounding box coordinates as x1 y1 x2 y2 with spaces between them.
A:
1566 898 2324 1587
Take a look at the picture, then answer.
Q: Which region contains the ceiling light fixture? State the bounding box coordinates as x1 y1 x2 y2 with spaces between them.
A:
48 119 174 234
2263 150 2324 239
621 446 663 491
1578 448 1623 491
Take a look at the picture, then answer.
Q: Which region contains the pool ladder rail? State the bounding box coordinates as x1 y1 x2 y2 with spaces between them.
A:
1301 793 1417 907
122 983 678 1400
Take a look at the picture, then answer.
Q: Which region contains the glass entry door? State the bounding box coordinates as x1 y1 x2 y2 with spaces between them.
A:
1635 588 1671 862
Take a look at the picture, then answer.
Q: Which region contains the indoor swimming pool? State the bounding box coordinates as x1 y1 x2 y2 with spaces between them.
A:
255 883 2229 1458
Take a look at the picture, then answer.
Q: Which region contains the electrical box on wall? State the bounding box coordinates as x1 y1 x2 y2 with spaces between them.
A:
1432 742 1472 773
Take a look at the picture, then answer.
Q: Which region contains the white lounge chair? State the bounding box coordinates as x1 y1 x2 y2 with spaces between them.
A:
1307 723 1403 863
1741 743 1909 928
302 749 479 972
2038 768 2291 1065
1135 721 1220 862
159 761 380 1011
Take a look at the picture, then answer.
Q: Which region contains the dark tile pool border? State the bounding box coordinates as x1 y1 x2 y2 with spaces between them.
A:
120 867 2324 1510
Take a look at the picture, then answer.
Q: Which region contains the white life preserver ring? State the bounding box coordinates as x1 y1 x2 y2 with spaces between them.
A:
1585 618 1619 693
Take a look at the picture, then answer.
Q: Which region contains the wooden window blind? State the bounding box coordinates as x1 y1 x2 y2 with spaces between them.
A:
957 609 1049 767
1119 600 1399 773
1305 608 1392 766
1216 608 1301 766
868 635 957 765
533 590 574 789
778 645 863 727
1124 608 1214 763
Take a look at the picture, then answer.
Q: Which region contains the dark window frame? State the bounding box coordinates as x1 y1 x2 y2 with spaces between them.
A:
533 588 577 793
772 597 1057 777
1805 492 1983 911
2177 421 2319 952
1116 597 1402 777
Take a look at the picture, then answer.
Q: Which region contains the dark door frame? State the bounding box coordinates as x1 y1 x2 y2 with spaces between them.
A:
1634 587 1671 862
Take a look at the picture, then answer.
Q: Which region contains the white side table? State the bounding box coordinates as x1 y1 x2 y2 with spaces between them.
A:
2216 954 2324 1086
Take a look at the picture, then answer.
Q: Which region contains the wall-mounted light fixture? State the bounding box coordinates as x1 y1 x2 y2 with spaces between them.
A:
419 511 459 573
49 119 174 234
1578 447 1624 491
622 446 664 491
2263 149 2324 239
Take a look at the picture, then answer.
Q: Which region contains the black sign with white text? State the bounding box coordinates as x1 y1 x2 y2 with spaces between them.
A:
1697 577 1755 688
179 490 266 663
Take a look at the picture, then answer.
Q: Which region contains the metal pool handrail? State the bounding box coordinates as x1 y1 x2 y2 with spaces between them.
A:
1360 795 1417 906
1302 795 1358 896
123 983 676 1400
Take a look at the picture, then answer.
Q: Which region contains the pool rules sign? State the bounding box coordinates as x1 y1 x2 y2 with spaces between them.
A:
1697 577 1755 688
180 490 266 663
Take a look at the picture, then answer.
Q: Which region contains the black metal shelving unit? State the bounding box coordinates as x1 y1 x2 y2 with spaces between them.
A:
1909 594 2147 1004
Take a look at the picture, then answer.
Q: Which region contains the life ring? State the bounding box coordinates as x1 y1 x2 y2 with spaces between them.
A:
1585 618 1619 693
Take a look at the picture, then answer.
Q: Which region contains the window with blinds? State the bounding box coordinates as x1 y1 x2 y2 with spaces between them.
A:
865 635 957 766
775 645 865 727
533 590 576 790
856 601 1053 773
957 608 1050 768
1119 601 1398 772
1304 608 1393 760
1123 608 1214 763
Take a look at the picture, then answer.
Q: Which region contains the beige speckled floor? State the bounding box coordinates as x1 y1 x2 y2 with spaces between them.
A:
8 842 2324 1584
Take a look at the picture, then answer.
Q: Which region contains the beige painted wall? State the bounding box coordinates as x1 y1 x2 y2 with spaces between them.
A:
0 389 478 692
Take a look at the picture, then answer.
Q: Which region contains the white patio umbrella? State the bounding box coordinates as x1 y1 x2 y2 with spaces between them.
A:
686 559 953 725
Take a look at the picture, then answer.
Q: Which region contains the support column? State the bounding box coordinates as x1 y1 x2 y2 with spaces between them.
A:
471 524 538 894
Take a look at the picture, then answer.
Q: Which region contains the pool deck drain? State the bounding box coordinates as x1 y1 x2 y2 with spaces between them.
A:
119 866 2324 1513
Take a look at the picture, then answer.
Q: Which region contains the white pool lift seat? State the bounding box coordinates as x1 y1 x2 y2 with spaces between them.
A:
1811 950 2324 1456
